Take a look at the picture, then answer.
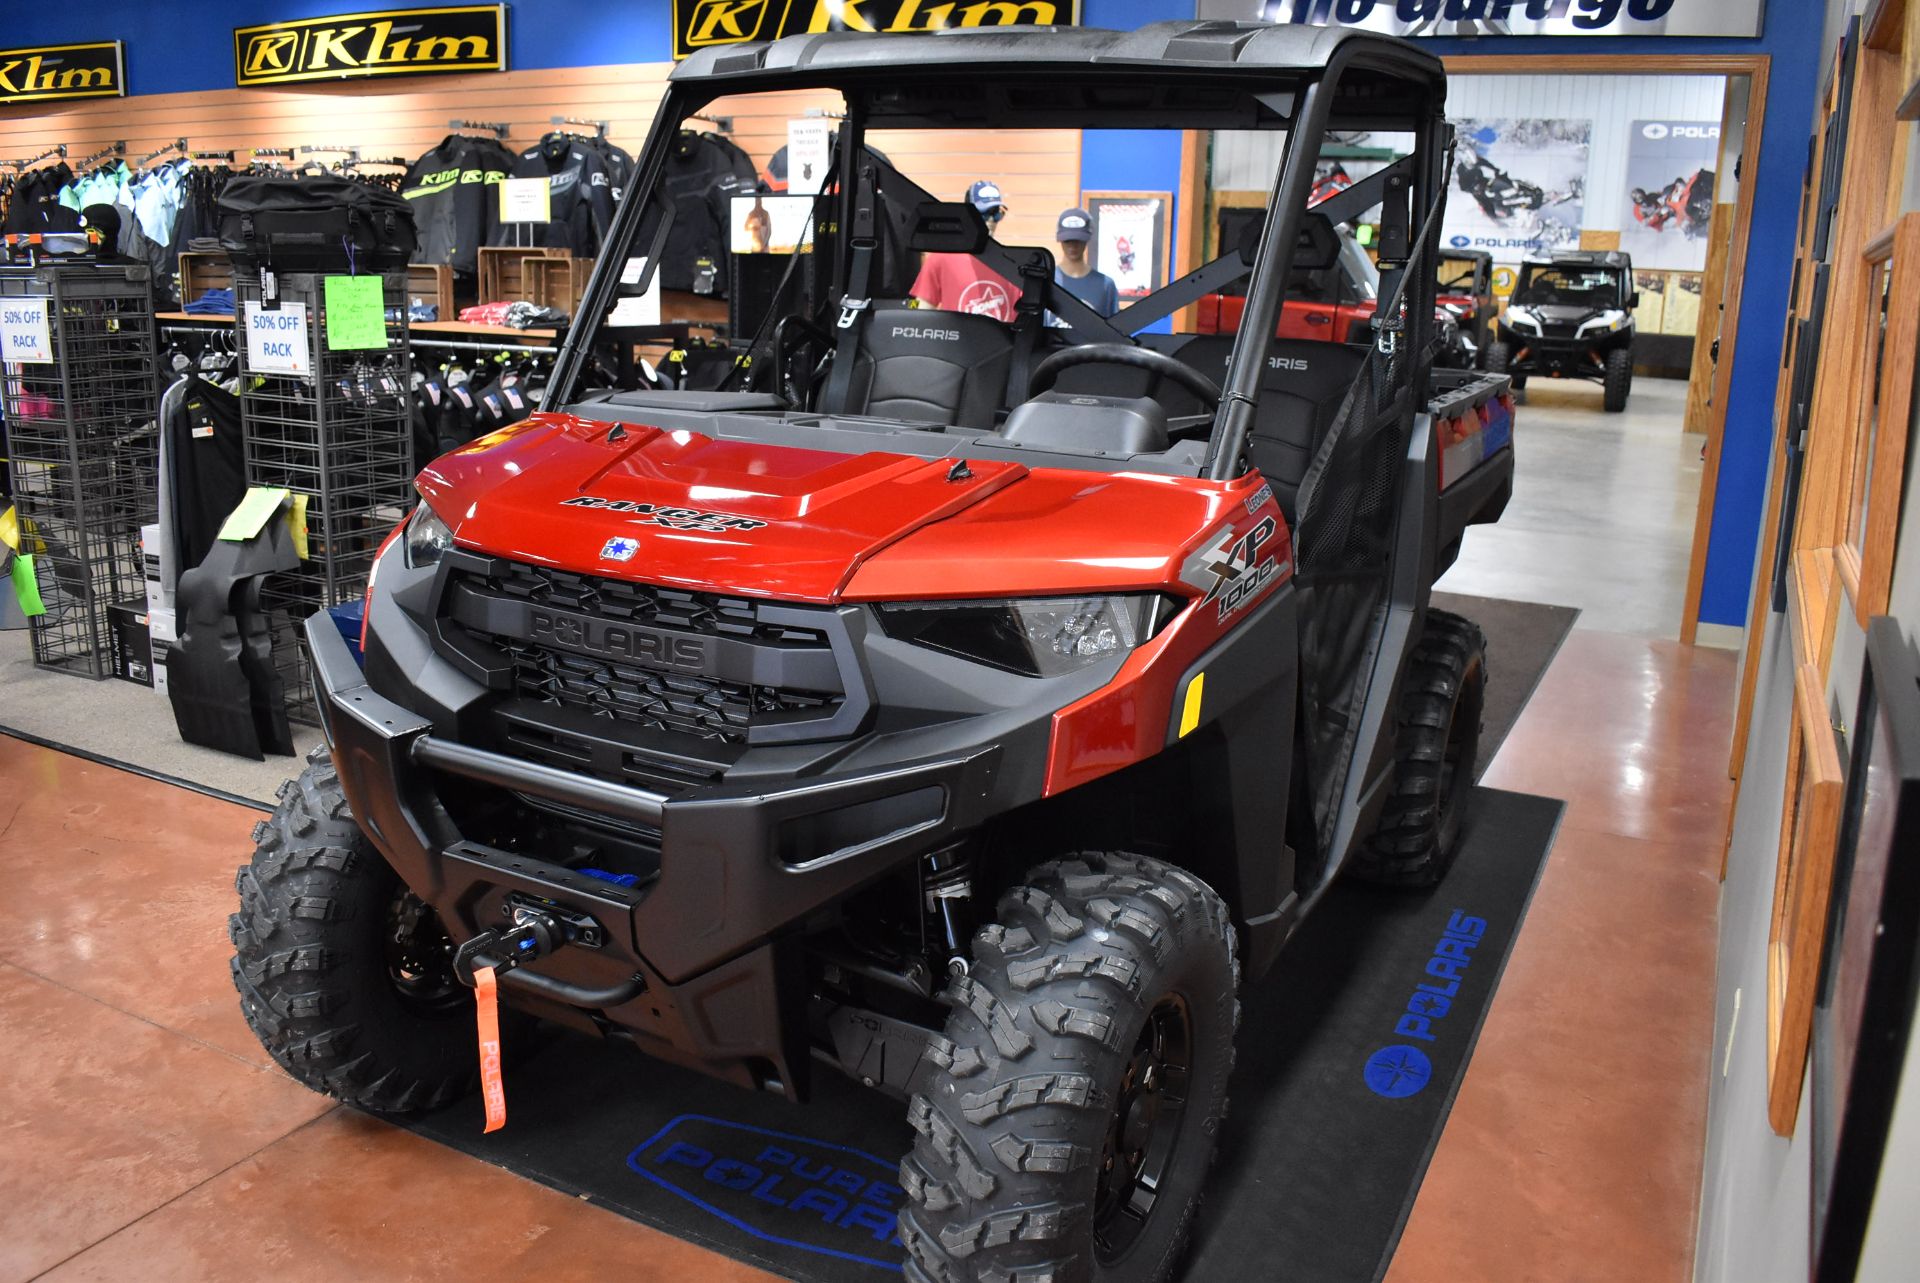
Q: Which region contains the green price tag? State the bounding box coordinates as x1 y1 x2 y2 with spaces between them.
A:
11 552 45 617
323 275 388 351
218 486 291 543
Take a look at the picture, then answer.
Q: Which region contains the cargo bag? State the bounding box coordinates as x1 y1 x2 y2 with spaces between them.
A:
217 176 417 272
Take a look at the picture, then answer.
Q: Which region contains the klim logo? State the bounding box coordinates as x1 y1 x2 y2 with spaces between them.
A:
234 6 504 86
674 0 1081 59
0 43 124 104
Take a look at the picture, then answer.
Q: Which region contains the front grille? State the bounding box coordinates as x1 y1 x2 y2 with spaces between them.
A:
501 639 839 740
437 559 848 760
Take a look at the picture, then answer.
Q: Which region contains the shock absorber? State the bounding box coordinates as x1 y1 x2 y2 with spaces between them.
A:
921 846 975 977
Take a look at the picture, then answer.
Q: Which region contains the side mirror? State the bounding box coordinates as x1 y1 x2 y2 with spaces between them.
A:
1630 291 1641 308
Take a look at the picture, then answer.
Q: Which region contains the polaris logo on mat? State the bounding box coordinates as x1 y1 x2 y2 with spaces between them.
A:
1364 909 1488 1099
628 1114 905 1269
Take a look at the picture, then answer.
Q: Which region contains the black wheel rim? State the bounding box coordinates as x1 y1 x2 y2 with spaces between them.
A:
384 890 464 1015
1094 995 1194 1264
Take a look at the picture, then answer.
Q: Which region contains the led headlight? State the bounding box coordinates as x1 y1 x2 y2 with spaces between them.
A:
1577 309 1628 336
1504 307 1541 334
876 594 1178 677
403 500 455 568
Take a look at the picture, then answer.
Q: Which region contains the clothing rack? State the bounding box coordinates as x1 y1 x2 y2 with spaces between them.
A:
248 147 295 162
688 113 734 134
138 139 188 166
549 116 611 139
73 142 127 169
191 150 237 163
411 335 560 357
3 145 67 170
448 119 510 137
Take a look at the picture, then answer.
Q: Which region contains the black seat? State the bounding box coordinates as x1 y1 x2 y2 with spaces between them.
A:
824 306 1013 430
1174 336 1369 519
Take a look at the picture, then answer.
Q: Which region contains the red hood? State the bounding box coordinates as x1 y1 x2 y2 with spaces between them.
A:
417 412 1248 603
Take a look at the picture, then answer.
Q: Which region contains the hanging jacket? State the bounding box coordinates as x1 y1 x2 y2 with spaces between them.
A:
641 130 757 295
402 134 515 277
487 134 617 255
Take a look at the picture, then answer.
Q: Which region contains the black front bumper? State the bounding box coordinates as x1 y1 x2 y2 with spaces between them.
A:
1503 330 1612 378
306 607 1037 1096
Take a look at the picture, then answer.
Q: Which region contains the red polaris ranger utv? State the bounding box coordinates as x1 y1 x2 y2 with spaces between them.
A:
231 20 1514 1282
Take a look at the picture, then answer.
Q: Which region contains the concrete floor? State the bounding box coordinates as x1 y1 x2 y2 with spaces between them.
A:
1437 374 1704 641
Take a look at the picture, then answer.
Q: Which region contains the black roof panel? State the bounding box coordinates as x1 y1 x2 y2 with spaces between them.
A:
671 19 1441 84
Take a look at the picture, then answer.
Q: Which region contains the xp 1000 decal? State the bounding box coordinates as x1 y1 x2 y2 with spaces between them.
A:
628 1115 905 1269
1182 512 1291 623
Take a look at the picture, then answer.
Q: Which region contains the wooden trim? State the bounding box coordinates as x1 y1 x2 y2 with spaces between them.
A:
1850 212 1920 623
1443 54 1769 77
1680 60 1769 646
1765 661 1845 1137
1174 129 1206 335
1867 0 1909 51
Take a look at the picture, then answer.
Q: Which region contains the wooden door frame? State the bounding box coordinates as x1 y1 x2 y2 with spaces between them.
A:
1443 53 1772 648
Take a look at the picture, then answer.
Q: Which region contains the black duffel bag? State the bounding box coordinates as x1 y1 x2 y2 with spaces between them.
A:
217 175 417 271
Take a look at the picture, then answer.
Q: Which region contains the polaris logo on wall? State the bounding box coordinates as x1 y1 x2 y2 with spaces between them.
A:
1363 909 1488 1099
628 1115 906 1269
0 42 124 104
1229 0 1763 39
674 0 1083 59
234 5 505 87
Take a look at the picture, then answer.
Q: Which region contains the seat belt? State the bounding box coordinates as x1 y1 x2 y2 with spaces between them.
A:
822 163 879 415
1005 249 1052 409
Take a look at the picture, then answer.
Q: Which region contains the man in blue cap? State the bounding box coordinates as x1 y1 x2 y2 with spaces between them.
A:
910 179 1021 321
1051 206 1119 319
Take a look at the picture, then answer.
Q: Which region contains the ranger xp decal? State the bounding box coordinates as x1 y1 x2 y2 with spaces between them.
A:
1183 515 1289 621
563 496 770 532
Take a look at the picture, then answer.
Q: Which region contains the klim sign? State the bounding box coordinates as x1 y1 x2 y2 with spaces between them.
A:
0 42 125 105
1202 0 1765 39
234 5 506 87
673 0 1082 60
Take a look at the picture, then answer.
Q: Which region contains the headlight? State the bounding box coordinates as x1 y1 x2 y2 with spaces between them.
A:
1577 309 1628 336
1504 308 1540 333
404 501 455 568
876 594 1177 677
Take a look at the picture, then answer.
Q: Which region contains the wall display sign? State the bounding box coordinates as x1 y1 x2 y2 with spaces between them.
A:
0 297 54 364
1620 120 1721 272
786 119 833 197
1443 118 1591 257
1201 0 1764 39
244 301 312 376
672 0 1080 59
731 195 816 254
498 177 553 224
608 258 663 328
234 5 506 87
1085 192 1170 301
0 41 125 104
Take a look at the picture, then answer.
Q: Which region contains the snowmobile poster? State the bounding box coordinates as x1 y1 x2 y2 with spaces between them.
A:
1443 118 1591 257
1620 119 1721 272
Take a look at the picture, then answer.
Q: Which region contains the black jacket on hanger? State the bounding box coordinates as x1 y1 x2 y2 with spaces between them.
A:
403 134 516 277
641 130 757 295
491 134 617 255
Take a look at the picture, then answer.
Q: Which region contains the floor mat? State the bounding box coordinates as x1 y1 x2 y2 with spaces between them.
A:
406 787 1563 1282
1430 592 1579 775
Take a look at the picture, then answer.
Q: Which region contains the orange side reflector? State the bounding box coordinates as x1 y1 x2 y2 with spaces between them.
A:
475 965 506 1133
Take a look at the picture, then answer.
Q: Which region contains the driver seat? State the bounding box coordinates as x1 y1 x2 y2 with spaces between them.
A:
820 306 1013 430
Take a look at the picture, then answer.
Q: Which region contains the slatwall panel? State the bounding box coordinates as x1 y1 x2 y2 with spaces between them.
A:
0 69 1080 259
1210 73 1726 233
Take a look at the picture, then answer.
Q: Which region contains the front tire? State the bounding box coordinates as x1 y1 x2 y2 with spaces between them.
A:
230 746 480 1113
1483 339 1511 375
1353 609 1487 887
900 853 1240 1283
1603 347 1633 412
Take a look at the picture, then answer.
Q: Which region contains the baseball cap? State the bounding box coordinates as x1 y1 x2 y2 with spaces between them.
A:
967 180 1007 216
1056 207 1092 242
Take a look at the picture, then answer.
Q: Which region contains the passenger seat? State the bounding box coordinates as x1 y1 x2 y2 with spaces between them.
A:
821 306 1013 430
1175 336 1370 520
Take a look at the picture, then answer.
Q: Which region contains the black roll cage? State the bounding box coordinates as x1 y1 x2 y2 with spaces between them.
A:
547 37 1450 483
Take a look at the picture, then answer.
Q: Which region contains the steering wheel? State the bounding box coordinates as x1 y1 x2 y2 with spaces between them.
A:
1028 343 1222 409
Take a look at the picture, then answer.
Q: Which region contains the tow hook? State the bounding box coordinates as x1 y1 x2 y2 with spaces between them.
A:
450 908 650 1010
453 909 562 984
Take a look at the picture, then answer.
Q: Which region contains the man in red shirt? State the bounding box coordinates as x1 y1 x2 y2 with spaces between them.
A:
910 180 1020 321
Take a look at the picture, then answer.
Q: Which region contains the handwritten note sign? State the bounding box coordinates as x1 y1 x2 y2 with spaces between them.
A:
0 296 53 364
245 302 311 376
499 177 552 224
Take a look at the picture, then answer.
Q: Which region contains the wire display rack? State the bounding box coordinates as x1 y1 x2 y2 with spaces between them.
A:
1 264 159 679
232 270 414 723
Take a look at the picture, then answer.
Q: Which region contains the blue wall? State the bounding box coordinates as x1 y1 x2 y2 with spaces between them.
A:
8 0 1822 629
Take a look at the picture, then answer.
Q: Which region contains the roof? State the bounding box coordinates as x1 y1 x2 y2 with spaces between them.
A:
672 19 1441 84
1545 250 1632 269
